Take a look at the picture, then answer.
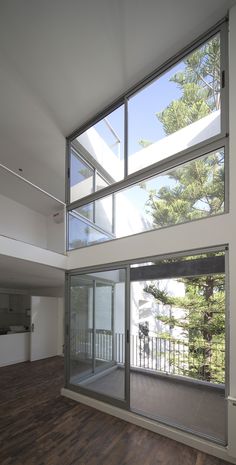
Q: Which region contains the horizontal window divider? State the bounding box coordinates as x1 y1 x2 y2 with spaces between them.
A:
68 134 228 212
67 18 227 142
67 245 227 276
130 256 225 282
69 209 115 239
68 211 228 253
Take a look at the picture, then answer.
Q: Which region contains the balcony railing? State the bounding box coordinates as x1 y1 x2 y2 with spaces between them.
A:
71 330 225 385
0 161 65 254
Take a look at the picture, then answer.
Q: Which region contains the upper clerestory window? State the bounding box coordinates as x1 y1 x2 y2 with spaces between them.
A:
67 22 228 250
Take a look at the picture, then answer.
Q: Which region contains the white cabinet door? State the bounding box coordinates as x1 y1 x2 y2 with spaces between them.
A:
30 296 58 361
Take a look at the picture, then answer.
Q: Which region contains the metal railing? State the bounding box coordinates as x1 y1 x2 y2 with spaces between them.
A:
103 118 121 159
71 330 225 384
0 161 66 254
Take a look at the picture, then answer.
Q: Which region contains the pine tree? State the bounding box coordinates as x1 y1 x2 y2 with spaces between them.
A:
143 35 225 383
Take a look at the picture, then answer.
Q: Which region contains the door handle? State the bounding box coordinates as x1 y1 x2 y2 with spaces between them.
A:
31 323 34 332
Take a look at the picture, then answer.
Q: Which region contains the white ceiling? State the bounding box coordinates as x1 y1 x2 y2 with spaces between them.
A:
0 254 64 290
0 0 235 205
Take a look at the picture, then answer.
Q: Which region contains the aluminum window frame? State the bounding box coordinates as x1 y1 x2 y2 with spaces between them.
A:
66 264 130 410
68 138 228 250
65 244 229 445
66 19 228 250
69 148 116 243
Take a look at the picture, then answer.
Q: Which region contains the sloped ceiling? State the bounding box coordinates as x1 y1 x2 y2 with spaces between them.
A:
0 0 235 202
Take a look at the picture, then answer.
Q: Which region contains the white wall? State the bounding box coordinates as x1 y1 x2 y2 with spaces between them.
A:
47 213 65 254
0 235 67 270
0 192 65 254
0 192 48 248
227 5 236 458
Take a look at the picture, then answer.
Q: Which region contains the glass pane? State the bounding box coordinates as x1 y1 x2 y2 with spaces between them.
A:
75 203 94 222
70 276 94 381
128 34 221 174
129 252 226 443
95 195 113 233
95 284 113 370
70 151 94 202
73 105 124 187
72 193 114 237
69 269 126 402
69 148 224 250
68 214 111 249
96 174 108 191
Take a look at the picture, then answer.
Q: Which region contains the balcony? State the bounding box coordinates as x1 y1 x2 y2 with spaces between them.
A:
70 330 226 444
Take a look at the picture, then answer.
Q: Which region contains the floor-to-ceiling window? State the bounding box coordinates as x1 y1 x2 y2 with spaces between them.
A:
65 19 229 447
66 248 227 444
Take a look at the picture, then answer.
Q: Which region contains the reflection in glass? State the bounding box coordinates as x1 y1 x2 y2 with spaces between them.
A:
75 105 124 186
68 214 111 250
69 269 126 402
70 151 94 203
70 276 94 380
69 148 224 249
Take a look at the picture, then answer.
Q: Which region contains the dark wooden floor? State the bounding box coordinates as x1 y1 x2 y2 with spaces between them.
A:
0 357 231 465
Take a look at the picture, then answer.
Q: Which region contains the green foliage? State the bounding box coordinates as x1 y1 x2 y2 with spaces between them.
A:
145 273 225 383
143 36 225 383
138 139 153 148
157 36 220 134
146 151 224 228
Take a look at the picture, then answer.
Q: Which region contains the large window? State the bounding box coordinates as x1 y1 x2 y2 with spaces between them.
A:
67 22 227 250
66 248 227 444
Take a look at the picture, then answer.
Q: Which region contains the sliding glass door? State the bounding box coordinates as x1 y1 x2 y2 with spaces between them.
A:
129 251 227 444
67 249 227 444
68 268 128 406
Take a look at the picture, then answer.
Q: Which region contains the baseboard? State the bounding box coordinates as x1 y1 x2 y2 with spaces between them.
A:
0 358 29 367
61 387 236 464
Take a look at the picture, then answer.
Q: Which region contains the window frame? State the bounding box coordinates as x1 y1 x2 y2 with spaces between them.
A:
66 19 228 251
65 244 229 444
69 148 116 244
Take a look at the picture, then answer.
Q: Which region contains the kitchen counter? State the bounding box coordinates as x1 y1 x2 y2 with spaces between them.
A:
0 332 30 367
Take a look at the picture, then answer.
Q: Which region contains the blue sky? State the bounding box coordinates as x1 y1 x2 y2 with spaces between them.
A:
71 60 183 200
93 60 183 159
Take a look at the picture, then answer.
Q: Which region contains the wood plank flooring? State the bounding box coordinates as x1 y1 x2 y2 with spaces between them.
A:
0 357 231 465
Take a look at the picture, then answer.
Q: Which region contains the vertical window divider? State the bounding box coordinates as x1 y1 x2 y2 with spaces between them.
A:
220 20 229 138
65 272 70 388
124 97 128 178
92 279 96 374
125 264 131 409
93 169 97 224
66 138 71 205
